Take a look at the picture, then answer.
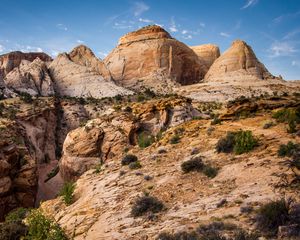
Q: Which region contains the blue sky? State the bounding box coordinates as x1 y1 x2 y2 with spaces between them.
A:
0 0 299 80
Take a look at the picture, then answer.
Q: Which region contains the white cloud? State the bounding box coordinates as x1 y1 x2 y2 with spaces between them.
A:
241 0 259 9
113 21 133 29
183 35 192 40
220 32 230 38
273 10 300 24
138 18 153 23
292 60 300 67
182 30 188 34
51 50 59 57
76 39 84 44
56 23 68 31
169 17 178 32
98 51 108 58
133 2 149 16
199 22 205 28
0 44 4 53
269 41 298 57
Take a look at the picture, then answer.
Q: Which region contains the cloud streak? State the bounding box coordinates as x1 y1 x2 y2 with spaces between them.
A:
241 0 259 9
133 2 149 16
269 41 298 58
220 32 230 38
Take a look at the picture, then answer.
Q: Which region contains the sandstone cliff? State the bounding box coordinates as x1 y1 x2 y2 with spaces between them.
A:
190 44 220 69
205 40 274 81
104 25 207 92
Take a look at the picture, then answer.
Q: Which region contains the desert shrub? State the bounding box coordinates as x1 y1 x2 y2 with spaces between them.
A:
277 141 300 157
19 92 33 103
202 165 218 178
128 161 142 169
233 230 259 240
137 94 146 102
5 207 28 224
137 131 155 148
233 130 258 155
181 157 204 173
169 134 180 144
44 165 59 183
216 131 258 155
131 195 164 217
25 209 67 240
211 116 222 125
123 106 132 113
272 108 300 124
216 132 237 153
287 119 297 133
59 182 75 205
121 154 138 165
0 222 28 240
263 121 275 129
256 199 289 232
115 94 122 101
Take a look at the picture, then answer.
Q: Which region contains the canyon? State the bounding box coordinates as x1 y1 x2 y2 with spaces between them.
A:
0 25 300 239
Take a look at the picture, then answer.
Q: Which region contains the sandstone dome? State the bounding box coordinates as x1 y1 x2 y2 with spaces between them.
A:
190 44 220 69
104 25 208 92
205 40 273 81
49 45 132 98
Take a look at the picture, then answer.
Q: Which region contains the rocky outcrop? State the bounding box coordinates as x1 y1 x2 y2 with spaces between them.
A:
104 25 207 92
0 51 52 82
4 58 55 96
68 45 111 80
205 40 274 81
60 113 139 181
190 44 220 69
49 48 133 98
0 119 38 220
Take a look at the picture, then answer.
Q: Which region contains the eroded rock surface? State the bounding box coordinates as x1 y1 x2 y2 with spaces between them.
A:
104 25 207 92
190 44 220 69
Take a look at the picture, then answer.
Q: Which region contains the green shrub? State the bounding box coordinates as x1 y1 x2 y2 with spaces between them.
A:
121 154 138 165
157 231 199 240
44 165 59 183
202 165 218 178
137 131 155 148
233 230 259 240
25 209 67 240
169 134 180 144
0 222 28 240
272 108 300 124
181 157 204 173
216 132 237 153
211 116 222 125
131 195 164 217
233 130 258 155
278 141 300 157
128 161 142 169
19 92 33 103
256 199 289 232
287 119 297 133
59 182 75 205
216 131 258 155
263 121 275 129
5 207 28 224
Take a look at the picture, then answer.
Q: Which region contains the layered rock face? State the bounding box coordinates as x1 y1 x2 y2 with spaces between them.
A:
190 44 220 69
4 58 55 96
0 119 37 220
104 25 207 92
0 51 52 82
49 46 133 98
205 40 273 81
60 113 139 181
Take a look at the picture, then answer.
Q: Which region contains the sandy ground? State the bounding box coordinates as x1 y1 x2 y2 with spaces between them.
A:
35 160 64 206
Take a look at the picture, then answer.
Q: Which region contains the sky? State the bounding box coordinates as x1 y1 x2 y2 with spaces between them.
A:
0 0 300 80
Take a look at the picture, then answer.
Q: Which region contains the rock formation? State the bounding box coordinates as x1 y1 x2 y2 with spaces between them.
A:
60 113 139 181
104 25 207 92
205 40 273 81
4 58 55 96
190 44 220 69
0 51 52 82
49 46 133 98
